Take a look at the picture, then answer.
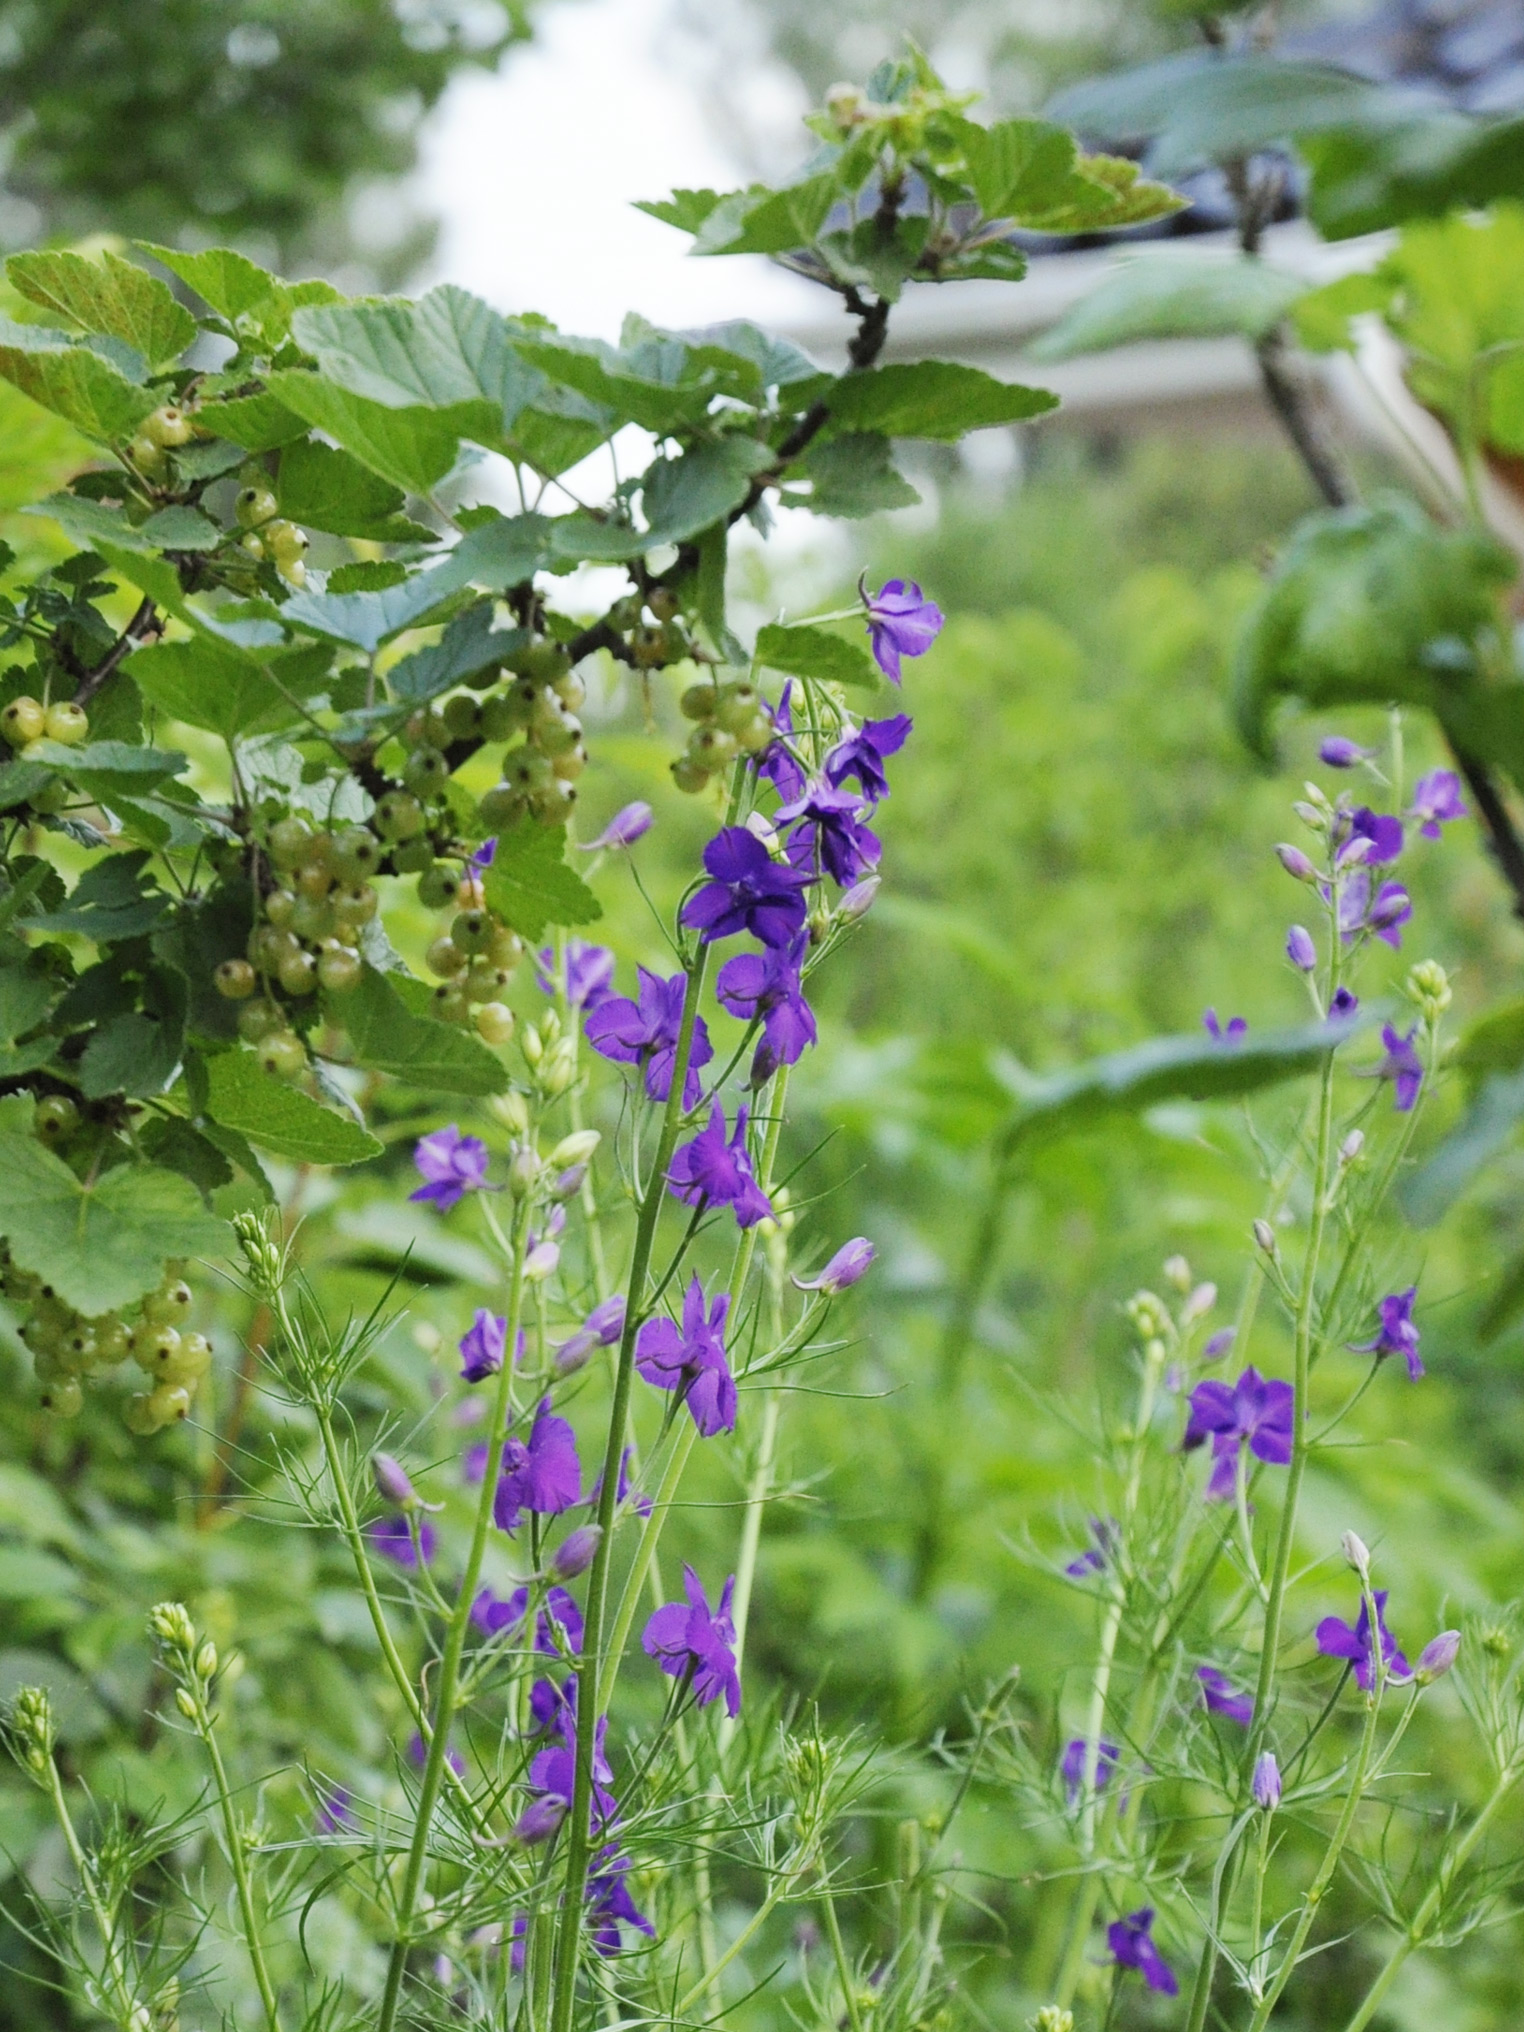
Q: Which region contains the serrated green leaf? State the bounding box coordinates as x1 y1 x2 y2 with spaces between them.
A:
482 823 602 941
126 636 318 740
825 361 1056 440
327 964 507 1095
0 1140 228 1313
138 505 222 551
25 850 170 941
6 250 195 373
1031 253 1309 360
283 514 552 651
388 603 519 703
78 963 186 1099
1291 269 1398 354
0 315 157 444
277 437 427 541
203 1049 382 1165
635 188 726 234
198 390 309 451
755 621 878 689
1455 997 1524 1089
265 370 482 497
553 438 773 563
138 1115 234 1203
0 961 57 1043
691 174 839 257
793 434 920 518
138 243 281 323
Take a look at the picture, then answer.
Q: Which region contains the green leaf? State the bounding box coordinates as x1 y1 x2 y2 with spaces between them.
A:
1297 114 1524 243
1031 253 1309 360
328 963 508 1095
1402 1065 1524 1228
0 315 157 444
690 174 839 257
1291 269 1399 354
126 636 323 739
638 436 773 544
277 437 429 542
0 960 57 1044
29 492 218 557
0 1139 228 1313
755 621 878 689
78 962 187 1100
793 434 920 518
137 243 282 324
137 505 222 551
482 822 602 941
265 370 479 497
203 1049 382 1166
1232 497 1516 764
6 250 195 372
949 115 1185 233
136 1117 232 1204
996 1016 1363 1163
25 850 170 941
388 603 519 704
198 390 309 451
284 513 552 653
825 361 1056 440
635 188 726 234
1455 997 1524 1089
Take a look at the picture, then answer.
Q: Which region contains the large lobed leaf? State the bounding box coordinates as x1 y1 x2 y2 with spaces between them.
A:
482 823 602 942
7 250 195 374
1032 252 1310 360
203 1050 381 1167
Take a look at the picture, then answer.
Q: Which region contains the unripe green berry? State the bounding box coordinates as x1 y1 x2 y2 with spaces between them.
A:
1 697 45 747
277 949 318 997
144 404 193 449
479 782 527 829
131 1323 181 1372
403 746 451 798
145 1280 193 1326
479 694 520 743
215 958 256 1000
93 1317 130 1368
476 1002 515 1045
374 792 424 841
317 945 362 994
426 935 465 978
417 863 458 911
529 779 577 825
148 1383 192 1426
257 1030 306 1080
294 862 333 902
486 924 524 969
671 756 709 794
241 531 266 561
332 826 381 881
392 835 434 874
43 702 88 746
688 725 738 771
237 1000 283 1044
266 521 306 564
267 817 313 868
632 624 668 668
550 742 587 781
506 643 570 684
331 882 378 930
451 909 491 955
505 747 554 794
129 434 167 477
264 887 296 928
552 669 586 710
464 958 512 1003
680 683 717 722
34 1095 80 1145
735 711 775 755
535 708 581 757
40 1377 82 1418
289 894 333 943
235 485 279 530
431 984 471 1026
648 585 681 623
443 694 480 740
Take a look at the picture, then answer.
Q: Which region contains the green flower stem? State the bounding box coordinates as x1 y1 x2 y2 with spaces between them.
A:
822 1877 866 2032
553 927 611 1301
376 1186 533 2032
185 1675 283 2032
718 1386 781 1757
549 948 712 2032
40 1752 138 2028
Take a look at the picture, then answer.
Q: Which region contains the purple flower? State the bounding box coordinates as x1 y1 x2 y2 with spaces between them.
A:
1411 769 1466 840
1329 985 1360 1021
838 873 880 921
824 713 913 805
529 1714 619 1834
1253 1751 1281 1810
370 1515 435 1566
861 578 943 684
1197 1665 1253 1726
1350 1286 1422 1379
407 1732 464 1775
1375 1023 1423 1112
410 1125 490 1211
1060 1736 1120 1805
473 1583 584 1656
777 778 881 887
584 966 714 1107
667 1104 773 1229
586 1845 656 1957
1203 1009 1246 1044
578 802 653 851
1277 842 1317 882
1320 736 1372 768
589 1445 654 1519
635 1275 737 1437
460 1309 507 1382
1349 807 1404 865
514 1794 567 1845
1416 1629 1460 1682
372 1453 417 1508
716 934 816 1076
494 1398 582 1533
1108 1908 1177 1996
680 826 814 948
551 1525 602 1580
1339 869 1412 948
534 939 615 1011
642 1565 741 1716
1316 1589 1412 1691
793 1237 876 1293
1287 924 1316 972
1184 1366 1295 1502
1063 1516 1116 1580
471 839 497 870
554 1295 627 1376
1203 1327 1237 1360
754 683 806 802
316 1785 353 1834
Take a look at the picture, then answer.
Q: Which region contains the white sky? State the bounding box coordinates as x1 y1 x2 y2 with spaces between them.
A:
417 0 821 340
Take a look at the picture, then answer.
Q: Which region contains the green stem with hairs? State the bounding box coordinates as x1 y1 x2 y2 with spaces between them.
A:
41 1754 140 2028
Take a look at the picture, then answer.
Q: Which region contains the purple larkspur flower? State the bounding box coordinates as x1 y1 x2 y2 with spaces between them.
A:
1203 1327 1237 1360
777 778 881 887
680 826 814 947
370 1515 435 1566
1416 1630 1460 1681
460 1309 506 1382
578 802 653 851
635 1275 737 1437
1197 1665 1253 1725
1060 1737 1120 1805
1329 986 1360 1021
1339 869 1412 948
824 713 913 805
494 1398 582 1533
793 1237 876 1293
584 966 714 1107
643 1565 741 1715
554 1295 627 1376
472 1583 584 1656
1320 736 1372 768
587 1845 656 1956
1203 1009 1247 1044
1287 924 1316 972
372 1454 416 1508
551 1525 602 1580
716 932 816 1078
407 1732 464 1775
667 1104 773 1228
861 578 943 684
533 939 615 1011
1063 1516 1117 1580
1184 1366 1294 1502
410 1125 489 1211
589 1444 654 1519
754 682 806 802
1375 1023 1423 1112
1350 1286 1422 1378
1348 807 1404 865
529 1714 619 1833
1316 1589 1411 1691
316 1785 353 1834
1109 1908 1177 1996
1411 769 1466 840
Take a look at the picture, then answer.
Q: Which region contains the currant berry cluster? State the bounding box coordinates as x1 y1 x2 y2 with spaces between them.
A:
672 675 774 792
233 481 309 590
125 400 200 480
464 642 588 831
423 866 523 1045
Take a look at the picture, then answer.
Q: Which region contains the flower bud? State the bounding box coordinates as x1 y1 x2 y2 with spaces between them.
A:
549 1525 602 1580
195 1640 218 1681
1415 1629 1460 1684
507 1145 540 1198
521 1023 543 1068
1286 924 1316 973
1030 2011 1075 2032
548 1130 600 1169
514 1795 567 1845
1334 833 1372 869
553 1328 596 1376
523 1240 560 1282
1252 1750 1281 1811
581 801 652 851
1162 1254 1191 1293
490 1091 531 1136
372 1453 417 1509
1339 1129 1365 1165
838 874 880 922
1276 843 1317 882
175 1687 199 1721
541 1038 577 1096
1406 958 1451 1022
149 1601 196 1650
1203 1327 1236 1361
1125 1290 1171 1342
1292 801 1324 829
1253 1219 1276 1255
793 1237 875 1294
1182 1281 1217 1324
9 1684 55 1771
1319 737 1368 769
1341 1530 1371 1579
551 1164 587 1200
232 1212 282 1292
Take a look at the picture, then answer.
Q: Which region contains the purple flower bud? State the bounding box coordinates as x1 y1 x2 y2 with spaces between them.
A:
524 1240 560 1282
514 1795 567 1845
460 1310 507 1383
550 1525 603 1580
1416 1629 1460 1683
1202 1327 1236 1361
1252 1751 1281 1810
1276 843 1317 882
1286 924 1317 972
553 1330 597 1377
838 874 881 922
1320 737 1370 768
552 1164 588 1200
793 1238 876 1293
578 801 653 851
372 1453 417 1508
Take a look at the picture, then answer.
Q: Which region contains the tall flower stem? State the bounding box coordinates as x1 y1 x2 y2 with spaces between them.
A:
549 949 712 2032
39 1753 139 2028
718 1387 781 1755
190 1683 284 2032
375 1188 533 2032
